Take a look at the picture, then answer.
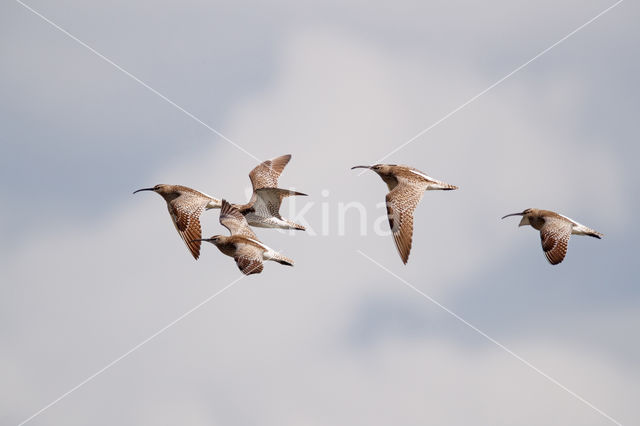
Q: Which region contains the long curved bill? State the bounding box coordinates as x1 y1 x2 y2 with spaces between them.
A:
133 187 155 194
501 212 524 220
190 238 208 243
350 165 372 170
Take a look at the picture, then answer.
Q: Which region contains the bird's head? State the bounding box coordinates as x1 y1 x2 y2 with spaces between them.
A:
351 164 394 175
133 184 182 200
133 184 166 194
501 208 537 226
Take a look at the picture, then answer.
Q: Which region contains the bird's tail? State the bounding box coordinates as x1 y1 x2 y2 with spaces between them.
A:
574 223 604 239
267 251 294 266
587 230 604 239
429 180 459 191
285 220 306 231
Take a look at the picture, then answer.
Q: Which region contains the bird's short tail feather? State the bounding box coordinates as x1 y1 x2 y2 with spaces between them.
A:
271 252 294 266
439 183 459 190
430 181 458 190
575 223 604 239
288 221 306 231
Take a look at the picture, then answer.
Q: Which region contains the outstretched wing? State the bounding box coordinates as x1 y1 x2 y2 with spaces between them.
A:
168 193 210 260
234 244 264 275
248 154 291 190
219 199 257 239
252 188 307 219
540 218 572 265
385 183 425 264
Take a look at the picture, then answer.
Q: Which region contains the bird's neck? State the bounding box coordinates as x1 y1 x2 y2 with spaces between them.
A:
379 173 398 191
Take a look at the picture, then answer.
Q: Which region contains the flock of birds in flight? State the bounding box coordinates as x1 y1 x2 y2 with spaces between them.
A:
134 154 603 275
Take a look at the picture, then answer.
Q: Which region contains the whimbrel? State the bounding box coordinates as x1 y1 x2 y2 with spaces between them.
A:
352 164 458 264
133 184 222 260
502 208 603 265
195 200 294 275
221 154 307 230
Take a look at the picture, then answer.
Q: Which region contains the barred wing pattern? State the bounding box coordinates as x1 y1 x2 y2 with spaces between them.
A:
385 183 425 264
168 193 210 260
233 243 265 275
220 199 258 239
248 154 291 190
540 218 572 265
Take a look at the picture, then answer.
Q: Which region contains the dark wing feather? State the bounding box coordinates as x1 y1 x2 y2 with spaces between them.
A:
219 199 257 239
234 244 264 275
540 218 572 265
168 193 209 260
385 183 424 264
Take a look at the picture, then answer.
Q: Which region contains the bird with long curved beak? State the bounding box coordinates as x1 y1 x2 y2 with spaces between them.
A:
193 200 294 275
133 154 308 260
352 164 458 264
502 208 603 265
133 184 221 260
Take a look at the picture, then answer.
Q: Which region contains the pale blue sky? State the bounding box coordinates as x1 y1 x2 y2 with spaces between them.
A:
1 1 638 425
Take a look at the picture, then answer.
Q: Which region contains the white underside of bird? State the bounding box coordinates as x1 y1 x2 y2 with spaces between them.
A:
244 237 292 264
243 214 299 229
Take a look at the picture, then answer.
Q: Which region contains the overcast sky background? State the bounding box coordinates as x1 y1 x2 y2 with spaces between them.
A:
1 0 639 425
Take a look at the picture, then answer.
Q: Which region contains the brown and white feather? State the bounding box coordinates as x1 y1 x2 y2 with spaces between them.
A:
252 188 304 218
233 243 265 275
539 217 572 265
220 200 258 239
167 191 212 260
385 183 424 264
248 154 291 190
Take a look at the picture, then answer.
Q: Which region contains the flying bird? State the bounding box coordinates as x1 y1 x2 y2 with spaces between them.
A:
133 155 306 259
502 208 603 265
352 164 458 264
229 154 307 230
194 200 294 275
133 184 222 260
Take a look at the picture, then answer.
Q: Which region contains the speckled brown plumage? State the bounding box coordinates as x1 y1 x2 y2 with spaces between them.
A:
219 197 258 239
502 208 603 265
134 184 221 260
234 154 307 230
197 200 294 275
352 164 458 264
248 154 292 190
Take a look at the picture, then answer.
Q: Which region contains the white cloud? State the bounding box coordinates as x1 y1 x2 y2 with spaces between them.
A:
2 2 637 425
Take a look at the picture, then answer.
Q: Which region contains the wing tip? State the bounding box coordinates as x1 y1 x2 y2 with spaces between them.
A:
185 238 201 260
544 252 564 265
